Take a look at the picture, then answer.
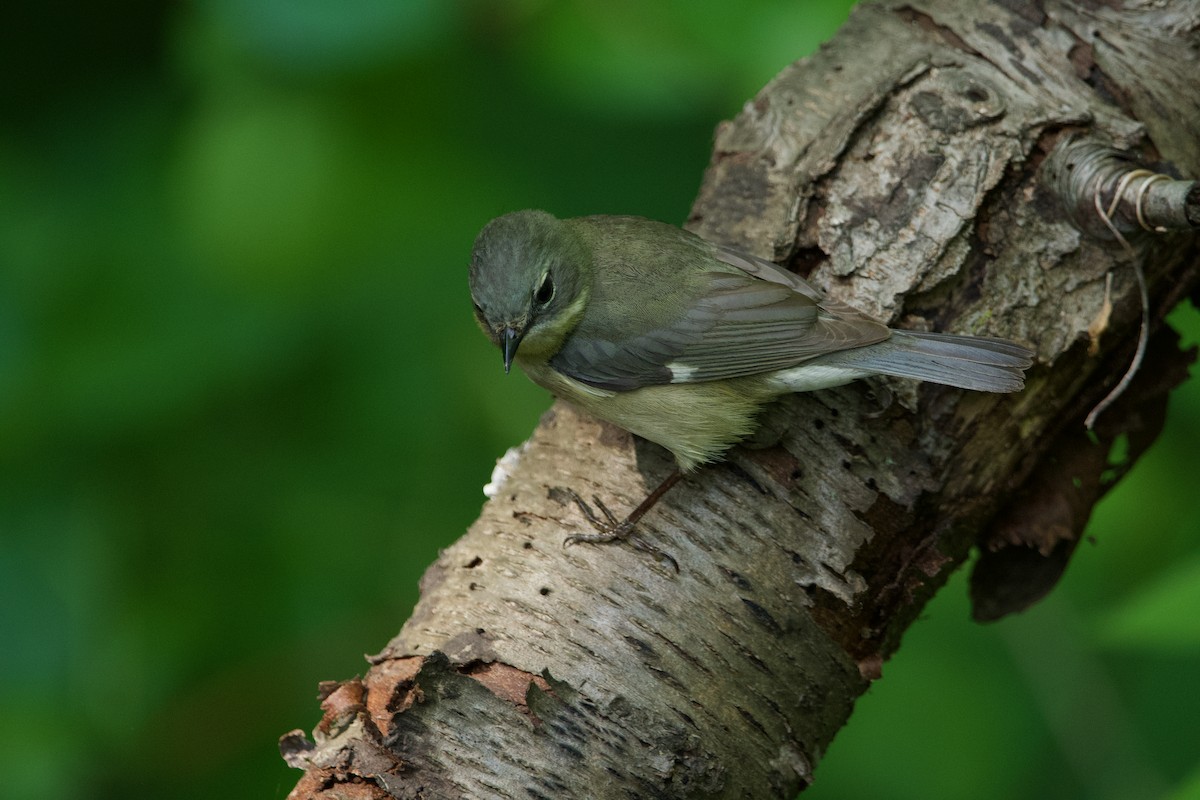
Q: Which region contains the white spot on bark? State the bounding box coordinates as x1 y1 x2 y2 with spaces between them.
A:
483 444 525 498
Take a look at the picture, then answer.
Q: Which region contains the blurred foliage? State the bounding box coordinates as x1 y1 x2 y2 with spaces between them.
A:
1 2 1197 799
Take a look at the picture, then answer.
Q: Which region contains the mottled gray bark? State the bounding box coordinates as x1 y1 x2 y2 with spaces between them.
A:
283 2 1200 798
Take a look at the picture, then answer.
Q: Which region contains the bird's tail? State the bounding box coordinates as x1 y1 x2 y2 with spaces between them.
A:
820 330 1033 393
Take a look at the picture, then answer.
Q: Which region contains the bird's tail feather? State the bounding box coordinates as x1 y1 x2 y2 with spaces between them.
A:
820 330 1033 393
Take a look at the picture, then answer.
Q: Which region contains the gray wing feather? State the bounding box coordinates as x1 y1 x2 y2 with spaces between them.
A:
552 266 890 391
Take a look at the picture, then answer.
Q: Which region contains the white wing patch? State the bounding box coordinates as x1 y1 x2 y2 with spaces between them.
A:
667 361 699 382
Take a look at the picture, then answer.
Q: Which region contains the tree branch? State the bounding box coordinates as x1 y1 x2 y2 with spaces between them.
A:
282 2 1200 797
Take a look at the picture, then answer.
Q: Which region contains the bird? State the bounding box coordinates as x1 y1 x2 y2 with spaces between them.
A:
468 210 1032 560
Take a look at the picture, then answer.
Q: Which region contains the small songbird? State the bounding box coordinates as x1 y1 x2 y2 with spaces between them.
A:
469 210 1032 553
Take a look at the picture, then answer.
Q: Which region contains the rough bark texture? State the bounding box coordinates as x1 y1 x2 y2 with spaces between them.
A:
283 2 1200 797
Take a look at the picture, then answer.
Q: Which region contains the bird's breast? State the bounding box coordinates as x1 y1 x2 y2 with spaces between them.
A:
520 362 777 471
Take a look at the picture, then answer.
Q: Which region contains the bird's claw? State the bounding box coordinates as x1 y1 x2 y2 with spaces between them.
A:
559 488 678 572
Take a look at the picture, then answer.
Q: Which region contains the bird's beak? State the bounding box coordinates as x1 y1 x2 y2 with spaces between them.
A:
502 326 524 374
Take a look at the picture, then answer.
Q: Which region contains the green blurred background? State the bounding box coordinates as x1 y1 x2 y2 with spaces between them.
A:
2 2 1199 798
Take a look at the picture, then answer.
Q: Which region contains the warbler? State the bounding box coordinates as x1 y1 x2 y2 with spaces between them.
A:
469 210 1031 551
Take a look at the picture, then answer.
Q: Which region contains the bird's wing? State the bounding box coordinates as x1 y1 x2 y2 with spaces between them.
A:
550 267 891 391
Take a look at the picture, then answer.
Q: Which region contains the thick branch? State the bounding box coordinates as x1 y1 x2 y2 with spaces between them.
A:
284 2 1200 798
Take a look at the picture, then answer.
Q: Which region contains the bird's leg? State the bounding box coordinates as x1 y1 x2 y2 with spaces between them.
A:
561 470 683 571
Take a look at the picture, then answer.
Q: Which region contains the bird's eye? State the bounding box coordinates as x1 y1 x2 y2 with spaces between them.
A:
534 273 555 307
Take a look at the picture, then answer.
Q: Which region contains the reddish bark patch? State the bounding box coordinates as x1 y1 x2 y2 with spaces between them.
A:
362 656 425 736
461 661 553 721
286 770 391 800
317 680 365 736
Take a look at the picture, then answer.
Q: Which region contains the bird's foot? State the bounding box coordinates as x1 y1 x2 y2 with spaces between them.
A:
557 487 679 572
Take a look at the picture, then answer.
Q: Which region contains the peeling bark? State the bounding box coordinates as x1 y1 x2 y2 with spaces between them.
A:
284 2 1200 797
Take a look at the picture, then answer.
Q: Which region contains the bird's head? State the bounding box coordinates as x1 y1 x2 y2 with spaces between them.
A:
469 210 591 372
